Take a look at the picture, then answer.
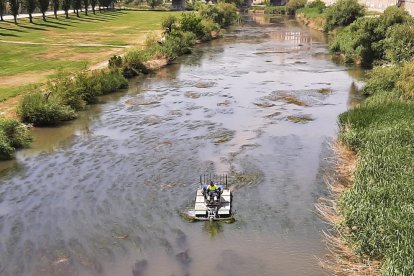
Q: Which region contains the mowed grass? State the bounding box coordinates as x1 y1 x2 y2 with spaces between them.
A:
0 10 178 101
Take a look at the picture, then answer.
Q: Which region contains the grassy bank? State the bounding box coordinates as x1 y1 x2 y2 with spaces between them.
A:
335 62 414 275
0 10 177 101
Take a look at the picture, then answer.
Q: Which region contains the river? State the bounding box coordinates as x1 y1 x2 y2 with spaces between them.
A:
0 15 364 276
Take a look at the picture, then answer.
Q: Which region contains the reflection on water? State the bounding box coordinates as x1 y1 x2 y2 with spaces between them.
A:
0 15 365 276
203 222 223 238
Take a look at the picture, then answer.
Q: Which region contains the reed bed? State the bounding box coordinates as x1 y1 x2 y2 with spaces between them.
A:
322 97 414 274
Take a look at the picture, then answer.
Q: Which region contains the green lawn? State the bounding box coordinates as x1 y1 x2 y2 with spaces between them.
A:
0 10 178 101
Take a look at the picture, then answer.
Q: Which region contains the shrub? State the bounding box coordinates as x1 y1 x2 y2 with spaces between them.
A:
306 0 325 12
0 117 32 148
72 72 104 105
286 0 307 15
48 73 87 111
161 15 178 34
349 17 384 66
0 131 14 160
264 6 286 15
109 55 123 69
329 27 356 63
362 65 402 96
324 0 365 31
198 3 238 28
380 6 412 29
18 93 76 126
122 49 152 78
0 117 32 160
179 12 206 39
96 70 129 94
48 72 106 110
159 30 196 60
396 61 414 100
384 24 414 63
200 19 220 40
215 2 239 27
329 6 413 66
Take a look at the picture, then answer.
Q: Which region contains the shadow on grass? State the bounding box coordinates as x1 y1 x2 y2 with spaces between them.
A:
0 33 19 37
68 16 108 23
0 26 27 33
43 20 74 27
33 22 66 29
96 10 126 17
80 16 110 22
17 24 48 31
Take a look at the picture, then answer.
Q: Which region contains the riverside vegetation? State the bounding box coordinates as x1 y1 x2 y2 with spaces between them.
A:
295 0 414 275
0 3 239 160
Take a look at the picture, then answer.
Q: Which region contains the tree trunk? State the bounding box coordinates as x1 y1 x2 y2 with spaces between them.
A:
14 15 17 24
54 11 57 19
29 14 33 23
92 7 95 14
0 15 3 21
65 10 69 18
76 9 79 17
42 12 46 21
84 8 88 15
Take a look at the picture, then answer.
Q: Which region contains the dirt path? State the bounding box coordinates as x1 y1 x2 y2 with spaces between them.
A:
0 96 21 118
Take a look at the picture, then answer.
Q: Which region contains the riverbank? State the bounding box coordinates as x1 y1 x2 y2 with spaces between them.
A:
296 2 414 275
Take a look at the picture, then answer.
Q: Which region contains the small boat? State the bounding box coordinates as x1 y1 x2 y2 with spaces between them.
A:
187 174 233 221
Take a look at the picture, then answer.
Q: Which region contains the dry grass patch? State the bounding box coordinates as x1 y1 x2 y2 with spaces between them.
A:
316 141 381 276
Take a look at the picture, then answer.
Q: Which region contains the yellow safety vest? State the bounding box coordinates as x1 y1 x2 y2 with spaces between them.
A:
208 185 218 191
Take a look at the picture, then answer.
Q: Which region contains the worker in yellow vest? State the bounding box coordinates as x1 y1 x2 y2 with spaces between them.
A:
206 181 221 202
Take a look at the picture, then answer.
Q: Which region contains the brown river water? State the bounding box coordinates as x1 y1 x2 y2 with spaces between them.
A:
0 15 364 276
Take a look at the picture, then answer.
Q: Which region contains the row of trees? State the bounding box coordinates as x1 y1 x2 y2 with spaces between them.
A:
0 0 116 23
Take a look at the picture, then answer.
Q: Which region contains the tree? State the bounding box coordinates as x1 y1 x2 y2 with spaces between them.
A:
83 0 89 15
90 0 97 14
324 0 365 31
98 0 113 10
0 0 6 21
24 0 37 23
9 0 20 24
62 0 71 18
171 0 184 10
52 0 59 19
38 0 50 21
148 0 162 9
73 0 82 16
